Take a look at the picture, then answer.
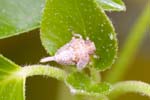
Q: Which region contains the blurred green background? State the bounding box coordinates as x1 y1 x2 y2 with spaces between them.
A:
0 0 149 100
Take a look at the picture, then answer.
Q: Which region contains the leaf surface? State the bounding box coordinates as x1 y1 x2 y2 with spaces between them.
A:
66 72 111 96
0 55 25 100
0 0 45 39
96 0 126 11
41 0 118 70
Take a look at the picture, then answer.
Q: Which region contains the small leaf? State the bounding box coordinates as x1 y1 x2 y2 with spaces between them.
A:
0 55 25 100
65 72 111 96
96 0 126 11
41 0 117 70
0 0 45 39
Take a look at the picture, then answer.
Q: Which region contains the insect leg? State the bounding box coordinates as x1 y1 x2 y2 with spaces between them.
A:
77 55 89 70
40 56 55 63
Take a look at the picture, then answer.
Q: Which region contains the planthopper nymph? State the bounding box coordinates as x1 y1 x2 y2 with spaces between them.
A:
40 34 96 70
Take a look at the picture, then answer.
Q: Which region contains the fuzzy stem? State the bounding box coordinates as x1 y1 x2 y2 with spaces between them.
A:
105 2 150 83
108 81 150 99
90 67 101 83
21 65 67 81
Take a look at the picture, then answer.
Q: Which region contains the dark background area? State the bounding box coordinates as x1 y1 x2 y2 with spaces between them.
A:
0 0 149 100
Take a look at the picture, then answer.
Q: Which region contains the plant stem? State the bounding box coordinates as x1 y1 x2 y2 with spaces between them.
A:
92 95 109 100
75 95 109 100
21 65 67 81
105 2 150 83
57 82 76 100
90 67 101 83
108 81 150 99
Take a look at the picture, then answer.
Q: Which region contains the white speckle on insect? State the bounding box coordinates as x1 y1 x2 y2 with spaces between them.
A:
40 34 96 70
109 33 114 40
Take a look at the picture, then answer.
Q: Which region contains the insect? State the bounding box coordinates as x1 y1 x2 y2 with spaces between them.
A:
40 34 96 70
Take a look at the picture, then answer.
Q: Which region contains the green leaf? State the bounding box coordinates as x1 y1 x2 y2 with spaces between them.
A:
65 72 111 96
96 0 126 11
41 0 117 70
0 55 25 100
0 0 45 39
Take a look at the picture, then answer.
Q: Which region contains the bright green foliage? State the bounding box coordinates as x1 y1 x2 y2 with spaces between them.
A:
0 0 45 39
66 72 111 96
0 0 150 99
96 0 126 11
0 0 125 39
0 55 25 100
109 81 150 99
41 0 117 70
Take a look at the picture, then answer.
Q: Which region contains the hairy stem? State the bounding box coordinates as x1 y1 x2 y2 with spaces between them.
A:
75 95 109 100
90 67 101 83
105 2 150 83
108 81 150 99
57 82 76 100
21 65 67 81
